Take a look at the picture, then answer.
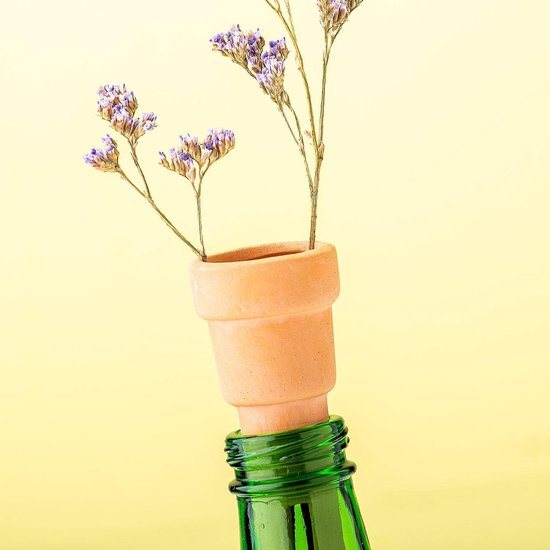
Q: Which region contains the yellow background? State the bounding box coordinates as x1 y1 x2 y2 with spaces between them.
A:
1 0 549 548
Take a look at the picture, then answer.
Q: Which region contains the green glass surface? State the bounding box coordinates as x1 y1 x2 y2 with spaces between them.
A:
225 416 371 549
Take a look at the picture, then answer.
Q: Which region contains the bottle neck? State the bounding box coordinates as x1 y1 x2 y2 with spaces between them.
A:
225 416 370 549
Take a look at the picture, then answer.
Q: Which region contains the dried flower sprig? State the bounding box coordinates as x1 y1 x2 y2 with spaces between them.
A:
84 135 120 173
211 27 290 106
212 0 364 248
159 129 236 258
97 84 157 147
320 1 350 36
211 25 310 200
85 84 236 261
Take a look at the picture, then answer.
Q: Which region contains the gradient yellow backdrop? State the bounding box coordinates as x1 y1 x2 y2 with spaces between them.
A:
1 0 549 548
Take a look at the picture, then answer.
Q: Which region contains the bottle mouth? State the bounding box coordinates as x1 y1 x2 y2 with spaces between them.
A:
225 416 357 498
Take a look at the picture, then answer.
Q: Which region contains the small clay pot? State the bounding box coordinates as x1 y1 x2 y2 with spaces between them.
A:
189 242 340 435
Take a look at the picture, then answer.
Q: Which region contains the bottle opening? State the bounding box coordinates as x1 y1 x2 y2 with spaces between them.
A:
225 416 356 498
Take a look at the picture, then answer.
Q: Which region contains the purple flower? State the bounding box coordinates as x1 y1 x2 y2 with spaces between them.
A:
266 38 289 62
97 83 138 120
159 146 197 183
140 112 157 133
253 37 290 103
202 129 236 163
210 25 259 67
317 0 350 31
159 129 236 182
179 133 202 161
108 105 157 144
84 135 120 172
97 84 157 144
212 26 289 104
256 58 287 102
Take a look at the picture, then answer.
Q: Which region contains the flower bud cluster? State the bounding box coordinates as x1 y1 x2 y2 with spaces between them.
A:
159 129 236 184
159 149 197 183
211 26 289 104
211 26 265 68
317 0 350 33
83 135 120 173
97 84 157 145
203 129 236 162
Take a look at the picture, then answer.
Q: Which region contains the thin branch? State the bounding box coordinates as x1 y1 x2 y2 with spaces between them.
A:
240 46 315 199
195 190 206 261
195 171 207 260
265 0 320 155
283 0 297 35
318 34 334 152
117 168 204 260
118 169 146 198
129 143 152 199
270 0 324 249
278 104 300 148
286 101 315 194
309 33 337 248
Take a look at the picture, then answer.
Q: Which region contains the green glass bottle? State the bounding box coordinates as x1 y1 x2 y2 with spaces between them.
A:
225 416 371 549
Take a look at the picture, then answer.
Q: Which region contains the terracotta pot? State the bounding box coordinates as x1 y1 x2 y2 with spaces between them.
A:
189 242 340 435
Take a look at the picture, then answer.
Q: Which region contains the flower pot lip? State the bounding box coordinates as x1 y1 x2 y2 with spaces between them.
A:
189 241 340 321
190 241 333 269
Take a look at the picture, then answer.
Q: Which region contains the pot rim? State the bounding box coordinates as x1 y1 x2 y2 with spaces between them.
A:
189 240 339 321
191 241 332 269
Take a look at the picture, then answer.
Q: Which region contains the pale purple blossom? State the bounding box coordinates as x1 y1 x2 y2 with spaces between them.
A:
97 84 157 144
140 112 157 133
203 129 236 162
256 58 287 102
97 84 138 120
211 26 289 104
254 38 290 101
245 29 266 73
159 148 197 183
265 38 289 62
179 133 202 161
317 0 349 31
159 129 235 183
84 135 120 172
210 25 262 67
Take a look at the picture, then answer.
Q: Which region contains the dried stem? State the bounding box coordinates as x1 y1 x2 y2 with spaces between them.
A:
318 33 334 153
285 101 315 194
129 143 152 199
309 32 335 248
196 192 206 260
278 103 301 148
195 168 208 260
262 1 353 247
245 54 315 200
125 147 208 261
117 167 205 260
267 0 320 155
264 0 326 248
